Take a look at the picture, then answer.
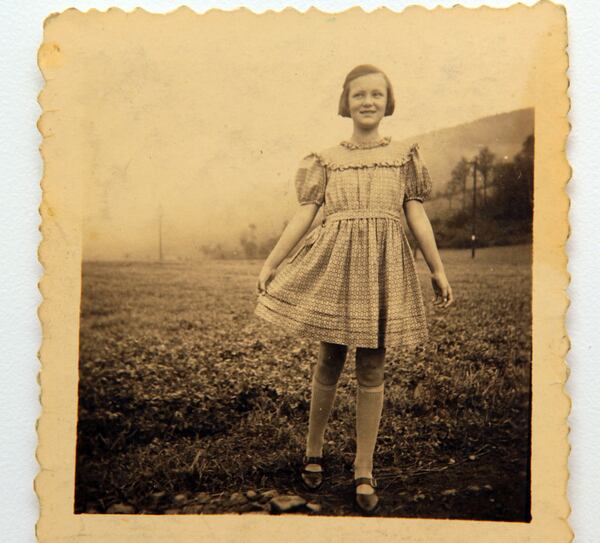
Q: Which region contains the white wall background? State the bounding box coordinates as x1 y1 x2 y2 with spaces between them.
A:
1 0 597 541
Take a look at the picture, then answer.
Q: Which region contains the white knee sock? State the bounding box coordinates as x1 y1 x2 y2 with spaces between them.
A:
305 373 338 459
354 382 384 481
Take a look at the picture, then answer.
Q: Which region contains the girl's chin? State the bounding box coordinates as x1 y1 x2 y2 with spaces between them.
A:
352 114 381 123
353 119 381 129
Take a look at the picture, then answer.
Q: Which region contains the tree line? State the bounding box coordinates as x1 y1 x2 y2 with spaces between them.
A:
436 134 533 223
199 222 288 260
427 134 534 248
205 133 534 259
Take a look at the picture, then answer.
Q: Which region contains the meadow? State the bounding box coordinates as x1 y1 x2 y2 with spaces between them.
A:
75 245 532 520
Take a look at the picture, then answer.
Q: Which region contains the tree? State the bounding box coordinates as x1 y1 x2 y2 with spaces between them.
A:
488 134 534 223
451 157 470 211
477 147 496 204
214 243 225 259
513 135 534 210
445 180 458 210
239 225 258 259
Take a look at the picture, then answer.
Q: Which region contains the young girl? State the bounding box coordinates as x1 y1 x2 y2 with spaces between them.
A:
254 64 453 515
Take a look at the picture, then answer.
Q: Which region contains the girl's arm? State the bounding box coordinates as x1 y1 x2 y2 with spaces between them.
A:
257 203 320 293
403 200 454 308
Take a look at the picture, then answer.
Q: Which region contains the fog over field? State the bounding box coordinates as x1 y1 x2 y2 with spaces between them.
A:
83 106 533 261
71 11 538 261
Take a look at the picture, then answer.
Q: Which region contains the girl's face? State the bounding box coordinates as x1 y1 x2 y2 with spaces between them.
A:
347 73 388 129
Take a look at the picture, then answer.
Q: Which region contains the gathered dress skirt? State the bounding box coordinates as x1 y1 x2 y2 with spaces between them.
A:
254 208 429 349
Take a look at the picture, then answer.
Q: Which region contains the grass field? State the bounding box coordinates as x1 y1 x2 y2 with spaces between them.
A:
75 245 532 520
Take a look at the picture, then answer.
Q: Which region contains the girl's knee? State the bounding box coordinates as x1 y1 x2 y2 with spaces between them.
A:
316 342 347 385
355 347 385 387
319 342 348 368
320 341 347 357
315 363 343 386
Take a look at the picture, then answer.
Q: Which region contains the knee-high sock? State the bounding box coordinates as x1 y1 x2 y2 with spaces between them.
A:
305 374 338 458
354 382 384 479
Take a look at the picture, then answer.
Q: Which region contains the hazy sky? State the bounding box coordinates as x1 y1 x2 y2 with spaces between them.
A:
48 7 546 259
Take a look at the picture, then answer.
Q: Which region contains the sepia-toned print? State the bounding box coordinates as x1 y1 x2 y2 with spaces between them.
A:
37 4 570 542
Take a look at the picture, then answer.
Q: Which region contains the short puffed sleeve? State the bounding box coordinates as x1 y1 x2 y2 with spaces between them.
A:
294 153 326 206
403 144 433 203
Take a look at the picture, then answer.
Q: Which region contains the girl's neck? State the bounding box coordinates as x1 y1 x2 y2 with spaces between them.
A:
349 126 383 145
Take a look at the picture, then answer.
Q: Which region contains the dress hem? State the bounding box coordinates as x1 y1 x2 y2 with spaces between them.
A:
254 297 429 350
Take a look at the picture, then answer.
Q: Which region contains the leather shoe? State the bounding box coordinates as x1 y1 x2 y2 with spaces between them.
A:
354 477 380 515
300 456 324 491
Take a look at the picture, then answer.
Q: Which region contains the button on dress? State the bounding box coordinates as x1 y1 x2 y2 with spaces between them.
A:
254 137 433 349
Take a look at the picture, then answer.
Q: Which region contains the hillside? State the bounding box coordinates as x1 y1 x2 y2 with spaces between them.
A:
397 108 534 196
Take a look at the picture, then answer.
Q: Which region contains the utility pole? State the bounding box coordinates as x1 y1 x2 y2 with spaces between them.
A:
470 158 478 259
158 204 164 262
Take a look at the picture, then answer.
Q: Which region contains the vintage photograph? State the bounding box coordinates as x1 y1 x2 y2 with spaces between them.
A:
37 3 570 542
73 11 533 521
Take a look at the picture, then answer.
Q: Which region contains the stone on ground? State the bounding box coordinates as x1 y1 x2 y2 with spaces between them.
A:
269 495 307 514
239 502 267 513
182 504 204 514
259 489 279 503
227 492 248 506
173 493 188 506
194 492 211 504
106 503 135 514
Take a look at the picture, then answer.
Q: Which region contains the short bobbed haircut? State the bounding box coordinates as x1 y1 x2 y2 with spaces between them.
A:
338 64 395 118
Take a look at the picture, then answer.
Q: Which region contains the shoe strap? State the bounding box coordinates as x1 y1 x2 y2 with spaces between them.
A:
303 456 323 466
354 477 377 489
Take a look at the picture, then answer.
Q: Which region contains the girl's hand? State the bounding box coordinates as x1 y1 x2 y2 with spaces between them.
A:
431 271 454 308
257 265 277 296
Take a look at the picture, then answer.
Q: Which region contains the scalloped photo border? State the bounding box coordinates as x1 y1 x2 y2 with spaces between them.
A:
36 3 570 542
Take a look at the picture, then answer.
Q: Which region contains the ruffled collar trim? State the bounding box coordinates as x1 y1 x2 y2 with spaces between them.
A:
339 136 392 150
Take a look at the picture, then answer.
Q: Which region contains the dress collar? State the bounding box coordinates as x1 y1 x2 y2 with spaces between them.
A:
339 136 392 150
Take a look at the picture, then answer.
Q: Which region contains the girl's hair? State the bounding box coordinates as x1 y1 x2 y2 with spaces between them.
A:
338 64 395 118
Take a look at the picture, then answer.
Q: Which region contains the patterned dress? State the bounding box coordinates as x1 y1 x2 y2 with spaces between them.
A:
254 136 432 349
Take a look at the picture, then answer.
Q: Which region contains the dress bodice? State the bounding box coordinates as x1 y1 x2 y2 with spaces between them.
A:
294 137 433 217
